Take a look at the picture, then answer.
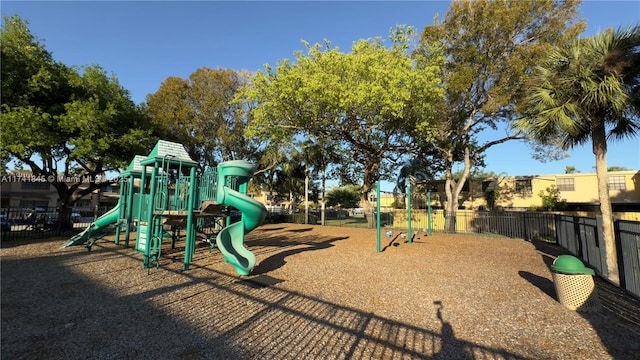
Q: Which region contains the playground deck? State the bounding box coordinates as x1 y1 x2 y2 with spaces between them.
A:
2 224 639 359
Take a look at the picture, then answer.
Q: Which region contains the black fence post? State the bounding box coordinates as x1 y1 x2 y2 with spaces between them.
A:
613 218 626 291
521 212 528 241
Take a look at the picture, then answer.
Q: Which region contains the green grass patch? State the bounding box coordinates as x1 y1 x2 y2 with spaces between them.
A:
324 218 369 228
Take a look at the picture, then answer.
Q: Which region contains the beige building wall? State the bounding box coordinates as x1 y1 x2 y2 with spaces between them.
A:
1 173 105 210
417 170 640 211
1 177 59 209
528 170 640 207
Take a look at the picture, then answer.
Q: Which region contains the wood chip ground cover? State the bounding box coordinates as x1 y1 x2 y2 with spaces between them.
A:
2 224 639 359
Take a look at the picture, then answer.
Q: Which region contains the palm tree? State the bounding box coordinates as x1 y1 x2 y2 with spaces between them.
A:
519 25 640 285
296 138 342 225
394 158 435 195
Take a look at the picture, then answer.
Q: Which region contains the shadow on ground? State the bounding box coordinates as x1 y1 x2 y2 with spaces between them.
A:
2 235 531 360
1 244 247 359
518 270 555 299
250 231 349 274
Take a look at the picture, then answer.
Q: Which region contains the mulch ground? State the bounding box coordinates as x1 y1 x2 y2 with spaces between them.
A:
2 223 639 359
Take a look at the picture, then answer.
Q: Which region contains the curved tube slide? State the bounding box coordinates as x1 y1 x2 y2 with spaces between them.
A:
215 161 267 275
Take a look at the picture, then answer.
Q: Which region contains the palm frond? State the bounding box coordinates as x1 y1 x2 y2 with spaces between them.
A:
521 24 640 149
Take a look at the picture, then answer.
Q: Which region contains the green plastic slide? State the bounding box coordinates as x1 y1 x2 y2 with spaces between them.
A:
216 161 267 275
61 202 120 248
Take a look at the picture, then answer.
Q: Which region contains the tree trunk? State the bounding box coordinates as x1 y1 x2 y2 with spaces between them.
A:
443 146 473 233
58 206 73 231
444 204 457 234
54 183 74 231
443 151 460 234
362 164 379 229
443 185 458 233
360 180 376 229
362 191 376 229
289 191 295 214
592 120 619 285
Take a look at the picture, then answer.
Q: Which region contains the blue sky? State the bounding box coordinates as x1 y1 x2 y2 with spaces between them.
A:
2 1 639 184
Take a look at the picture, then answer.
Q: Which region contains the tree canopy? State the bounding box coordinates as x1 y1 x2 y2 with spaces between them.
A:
239 26 442 227
146 67 256 170
1 15 152 226
415 0 584 232
326 185 361 209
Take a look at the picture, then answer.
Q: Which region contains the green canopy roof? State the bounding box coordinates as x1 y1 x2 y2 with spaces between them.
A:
125 155 148 173
144 140 197 165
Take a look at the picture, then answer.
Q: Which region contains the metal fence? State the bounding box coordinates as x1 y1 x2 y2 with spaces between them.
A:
555 214 640 299
0 206 111 240
616 220 640 298
426 210 557 241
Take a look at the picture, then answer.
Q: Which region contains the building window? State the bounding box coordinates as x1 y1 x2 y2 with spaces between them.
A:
19 200 49 209
424 184 438 192
557 178 575 191
515 179 532 194
21 181 50 190
609 176 626 191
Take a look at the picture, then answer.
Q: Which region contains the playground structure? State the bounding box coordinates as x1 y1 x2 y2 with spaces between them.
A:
63 140 267 276
376 182 432 252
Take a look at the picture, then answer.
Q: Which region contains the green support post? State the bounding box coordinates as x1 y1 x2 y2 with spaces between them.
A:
184 166 197 270
115 178 125 245
144 163 159 269
427 191 432 236
407 184 412 244
124 175 135 248
376 182 381 253
136 166 148 266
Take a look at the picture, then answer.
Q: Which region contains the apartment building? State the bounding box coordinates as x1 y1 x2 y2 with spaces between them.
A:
0 172 117 210
417 170 640 212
